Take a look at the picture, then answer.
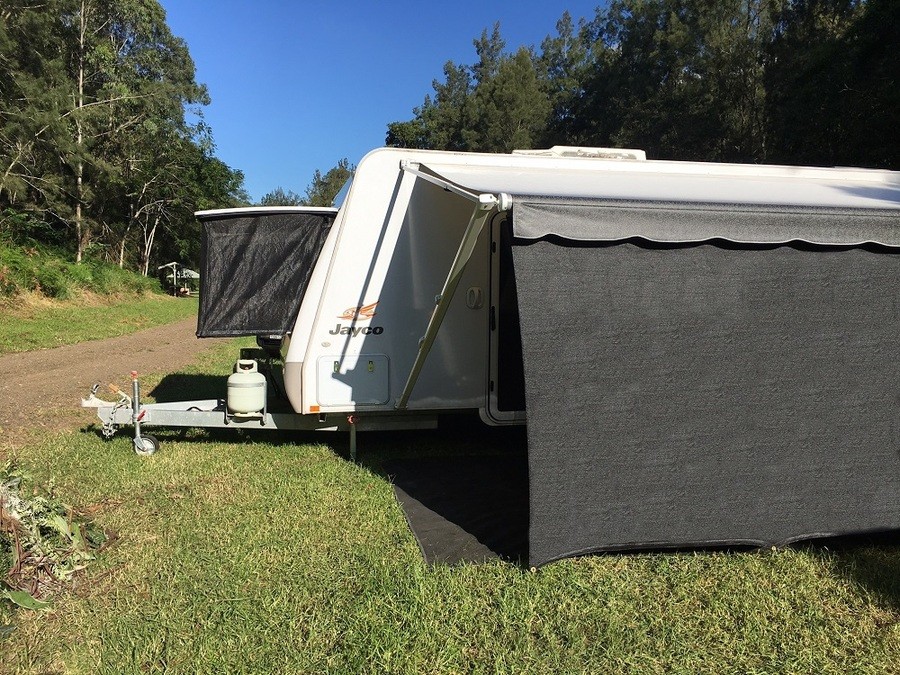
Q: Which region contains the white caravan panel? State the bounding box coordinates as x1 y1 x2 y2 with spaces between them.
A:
316 354 390 406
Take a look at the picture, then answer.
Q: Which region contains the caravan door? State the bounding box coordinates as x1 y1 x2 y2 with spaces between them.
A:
486 214 526 424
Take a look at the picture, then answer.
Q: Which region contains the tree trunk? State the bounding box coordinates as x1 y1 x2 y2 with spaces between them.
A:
74 0 88 263
141 213 159 277
120 200 134 268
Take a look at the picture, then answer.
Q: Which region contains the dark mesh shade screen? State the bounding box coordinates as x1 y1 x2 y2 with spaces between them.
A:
511 200 900 567
197 211 334 337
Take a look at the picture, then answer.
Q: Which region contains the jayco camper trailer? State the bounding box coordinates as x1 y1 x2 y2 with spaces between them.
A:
85 146 900 565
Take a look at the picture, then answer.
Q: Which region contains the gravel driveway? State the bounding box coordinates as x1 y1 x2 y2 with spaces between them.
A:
0 317 229 453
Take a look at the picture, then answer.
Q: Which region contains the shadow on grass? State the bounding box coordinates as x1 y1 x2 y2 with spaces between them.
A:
149 372 226 403
802 533 900 613
148 370 292 413
358 417 530 565
81 408 531 567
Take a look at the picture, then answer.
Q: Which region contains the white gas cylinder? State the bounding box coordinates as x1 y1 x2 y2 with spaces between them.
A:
227 360 267 413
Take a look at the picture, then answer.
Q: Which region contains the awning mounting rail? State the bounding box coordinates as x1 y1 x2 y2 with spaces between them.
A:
400 160 512 210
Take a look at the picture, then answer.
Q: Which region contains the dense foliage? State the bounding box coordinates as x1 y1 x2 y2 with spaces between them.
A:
303 158 353 207
0 241 159 298
387 0 899 170
0 0 248 274
258 186 305 207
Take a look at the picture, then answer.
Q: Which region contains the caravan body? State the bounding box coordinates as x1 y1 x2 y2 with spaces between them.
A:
113 146 900 565
198 147 900 429
197 148 532 427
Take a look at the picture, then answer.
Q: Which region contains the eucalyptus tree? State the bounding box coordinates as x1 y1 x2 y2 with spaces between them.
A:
0 1 73 221
259 187 304 206
1 0 241 271
153 145 246 268
303 158 353 207
57 0 211 261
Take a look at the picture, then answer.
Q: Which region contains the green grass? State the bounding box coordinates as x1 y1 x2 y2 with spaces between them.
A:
2 341 899 673
0 296 198 355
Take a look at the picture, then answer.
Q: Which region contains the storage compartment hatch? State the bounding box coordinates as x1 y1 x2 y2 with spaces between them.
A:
317 354 390 406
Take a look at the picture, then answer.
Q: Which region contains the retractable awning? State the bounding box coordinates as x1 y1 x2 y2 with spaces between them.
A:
415 161 900 246
411 161 900 567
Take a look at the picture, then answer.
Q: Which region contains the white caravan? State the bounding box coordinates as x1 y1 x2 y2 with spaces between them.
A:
86 144 900 455
85 145 900 566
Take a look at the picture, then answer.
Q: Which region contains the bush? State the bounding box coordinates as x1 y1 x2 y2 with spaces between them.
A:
32 265 70 299
0 242 165 299
0 209 67 248
0 247 30 293
123 272 160 294
65 262 95 287
86 262 114 294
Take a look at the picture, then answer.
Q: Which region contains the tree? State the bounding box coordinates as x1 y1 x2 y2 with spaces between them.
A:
537 11 591 147
153 146 245 268
58 0 212 261
462 47 550 152
562 0 785 162
385 118 429 149
0 1 74 225
386 60 471 150
259 187 303 206
386 23 551 153
303 158 353 207
0 0 248 273
841 0 900 169
765 0 898 169
386 0 897 169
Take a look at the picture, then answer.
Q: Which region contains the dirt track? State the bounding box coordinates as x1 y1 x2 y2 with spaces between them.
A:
0 317 228 452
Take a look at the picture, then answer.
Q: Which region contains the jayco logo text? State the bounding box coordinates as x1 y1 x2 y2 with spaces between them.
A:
329 324 384 337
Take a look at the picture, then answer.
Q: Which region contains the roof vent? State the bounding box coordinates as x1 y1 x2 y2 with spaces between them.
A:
513 146 646 161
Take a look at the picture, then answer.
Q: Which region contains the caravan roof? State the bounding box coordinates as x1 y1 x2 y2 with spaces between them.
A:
384 148 899 248
386 147 900 211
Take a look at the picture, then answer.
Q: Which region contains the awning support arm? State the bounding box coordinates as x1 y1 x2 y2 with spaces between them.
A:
395 191 510 410
400 160 483 204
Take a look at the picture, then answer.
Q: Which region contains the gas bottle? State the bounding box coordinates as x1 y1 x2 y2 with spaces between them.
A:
227 360 267 414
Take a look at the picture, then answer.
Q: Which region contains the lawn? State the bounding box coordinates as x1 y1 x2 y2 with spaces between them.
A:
0 294 198 355
2 340 899 673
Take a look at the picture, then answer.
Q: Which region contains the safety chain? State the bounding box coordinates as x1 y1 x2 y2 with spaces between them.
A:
101 392 131 439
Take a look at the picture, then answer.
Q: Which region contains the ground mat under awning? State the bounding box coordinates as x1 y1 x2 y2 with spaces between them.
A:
383 454 528 565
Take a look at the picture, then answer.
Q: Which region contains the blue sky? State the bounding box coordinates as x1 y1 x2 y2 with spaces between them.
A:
159 1 604 203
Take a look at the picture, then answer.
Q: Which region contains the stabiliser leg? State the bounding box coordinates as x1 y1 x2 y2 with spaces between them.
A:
130 371 159 456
